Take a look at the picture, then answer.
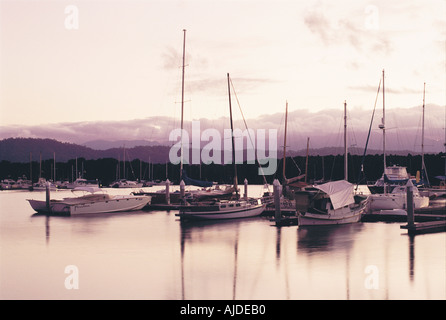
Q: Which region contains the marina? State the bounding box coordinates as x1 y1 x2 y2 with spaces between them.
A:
0 184 445 300
1 1 445 304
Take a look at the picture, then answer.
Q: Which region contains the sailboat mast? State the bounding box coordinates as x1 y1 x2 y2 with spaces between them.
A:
421 82 426 181
180 29 186 182
227 73 239 198
282 101 288 182
382 69 386 170
344 100 348 181
30 152 32 184
305 137 309 183
53 152 56 183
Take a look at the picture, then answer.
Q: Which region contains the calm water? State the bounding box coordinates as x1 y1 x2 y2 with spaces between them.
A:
0 185 445 300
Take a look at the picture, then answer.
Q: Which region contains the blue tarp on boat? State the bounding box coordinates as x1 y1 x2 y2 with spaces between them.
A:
182 170 214 188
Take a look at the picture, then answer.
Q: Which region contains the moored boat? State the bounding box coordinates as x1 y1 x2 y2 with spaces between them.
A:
27 186 151 215
177 73 266 220
295 180 368 226
368 183 430 212
109 179 143 188
177 198 265 220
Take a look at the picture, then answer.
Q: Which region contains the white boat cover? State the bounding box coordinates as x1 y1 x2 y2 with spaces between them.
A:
313 180 355 210
72 186 103 194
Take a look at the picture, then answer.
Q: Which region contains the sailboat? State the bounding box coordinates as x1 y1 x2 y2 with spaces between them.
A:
367 71 429 212
176 74 266 220
296 101 368 226
367 70 412 194
136 30 237 206
416 83 446 198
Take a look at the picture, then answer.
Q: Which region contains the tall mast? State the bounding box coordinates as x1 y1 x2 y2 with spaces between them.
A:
382 69 386 170
227 73 238 199
344 100 348 181
29 152 32 183
421 82 426 181
305 137 309 183
282 101 288 182
53 152 56 182
180 29 186 181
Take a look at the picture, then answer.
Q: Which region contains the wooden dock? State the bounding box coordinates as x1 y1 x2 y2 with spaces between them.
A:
362 211 445 222
269 216 299 226
399 184 446 235
144 203 183 210
400 220 446 235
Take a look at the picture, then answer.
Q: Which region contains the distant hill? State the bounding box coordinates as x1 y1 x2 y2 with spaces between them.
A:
81 139 161 150
0 138 170 163
0 137 425 164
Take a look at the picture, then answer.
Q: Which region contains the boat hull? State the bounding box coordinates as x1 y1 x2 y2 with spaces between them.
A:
27 196 151 215
297 203 367 226
178 202 266 220
368 193 429 211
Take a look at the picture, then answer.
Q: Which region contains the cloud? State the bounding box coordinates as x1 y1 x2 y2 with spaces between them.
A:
161 46 181 70
303 9 332 45
349 85 422 95
0 105 444 153
303 6 392 56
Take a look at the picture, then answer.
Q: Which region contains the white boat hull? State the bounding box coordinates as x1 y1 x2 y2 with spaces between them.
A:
298 204 366 226
178 202 266 220
368 193 429 211
28 196 151 215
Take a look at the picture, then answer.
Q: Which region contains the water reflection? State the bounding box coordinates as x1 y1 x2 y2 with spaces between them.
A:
179 218 247 300
1 188 444 299
297 224 364 253
408 235 415 282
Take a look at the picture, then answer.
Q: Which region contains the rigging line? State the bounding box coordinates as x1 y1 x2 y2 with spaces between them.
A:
290 155 302 176
125 149 138 180
356 77 381 187
229 77 269 187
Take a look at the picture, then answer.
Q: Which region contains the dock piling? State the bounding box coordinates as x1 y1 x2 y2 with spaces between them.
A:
400 180 446 235
45 181 51 213
273 179 281 225
165 179 170 205
406 180 415 227
180 180 185 203
244 179 248 200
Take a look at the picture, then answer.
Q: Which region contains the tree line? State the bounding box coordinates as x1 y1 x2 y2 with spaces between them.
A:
1 153 445 187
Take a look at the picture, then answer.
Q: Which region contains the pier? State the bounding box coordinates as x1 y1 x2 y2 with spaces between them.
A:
400 181 446 235
400 220 446 235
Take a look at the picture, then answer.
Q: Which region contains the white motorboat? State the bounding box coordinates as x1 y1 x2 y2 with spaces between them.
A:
368 184 429 212
15 177 32 189
60 178 100 189
368 165 410 194
27 186 151 215
296 180 369 226
29 178 57 191
109 179 143 188
1 179 17 190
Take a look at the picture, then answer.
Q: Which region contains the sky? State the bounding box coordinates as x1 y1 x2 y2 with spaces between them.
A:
0 0 445 153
